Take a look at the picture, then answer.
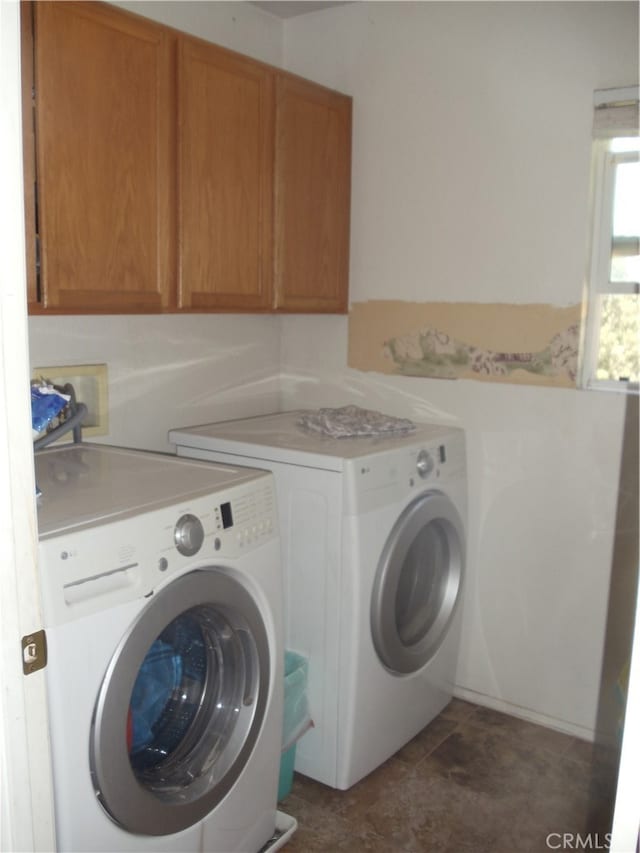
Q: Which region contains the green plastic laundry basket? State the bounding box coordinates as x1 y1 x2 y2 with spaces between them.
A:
278 651 311 801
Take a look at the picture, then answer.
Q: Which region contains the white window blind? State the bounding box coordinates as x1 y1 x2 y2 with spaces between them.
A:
581 85 640 391
593 86 639 139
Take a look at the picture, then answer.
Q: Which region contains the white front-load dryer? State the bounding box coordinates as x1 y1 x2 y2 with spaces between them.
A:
35 444 293 852
169 412 467 790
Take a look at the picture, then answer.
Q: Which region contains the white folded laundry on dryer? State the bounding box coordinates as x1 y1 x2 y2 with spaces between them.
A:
298 405 416 438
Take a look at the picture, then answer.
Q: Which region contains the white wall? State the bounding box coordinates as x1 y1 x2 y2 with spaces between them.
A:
28 1 285 453
283 1 638 307
280 2 638 738
29 315 282 452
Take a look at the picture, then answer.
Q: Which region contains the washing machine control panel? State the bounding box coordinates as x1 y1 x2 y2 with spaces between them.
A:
174 513 205 556
172 491 274 557
181 476 277 557
37 473 278 626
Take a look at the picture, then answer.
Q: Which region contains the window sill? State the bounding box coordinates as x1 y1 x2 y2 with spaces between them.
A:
583 379 639 395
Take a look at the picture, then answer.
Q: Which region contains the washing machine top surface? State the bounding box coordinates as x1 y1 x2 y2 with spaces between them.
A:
170 411 462 471
35 443 268 538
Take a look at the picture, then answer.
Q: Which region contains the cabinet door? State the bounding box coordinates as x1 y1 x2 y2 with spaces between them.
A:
21 1 38 308
274 74 352 313
32 2 175 313
177 38 274 311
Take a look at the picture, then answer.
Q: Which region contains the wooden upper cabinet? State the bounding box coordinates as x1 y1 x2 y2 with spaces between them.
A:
31 2 175 312
24 1 352 314
21 1 38 307
177 37 274 311
274 73 352 313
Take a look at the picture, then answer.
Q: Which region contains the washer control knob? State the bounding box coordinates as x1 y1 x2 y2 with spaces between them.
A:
416 449 435 479
174 514 204 557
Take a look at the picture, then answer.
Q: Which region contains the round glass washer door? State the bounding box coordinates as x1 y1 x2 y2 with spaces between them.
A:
371 491 464 675
90 568 270 836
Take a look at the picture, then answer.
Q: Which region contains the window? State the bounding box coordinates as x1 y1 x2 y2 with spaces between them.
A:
581 87 639 392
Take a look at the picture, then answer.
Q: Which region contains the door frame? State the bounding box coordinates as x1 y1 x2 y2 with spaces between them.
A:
0 2 56 849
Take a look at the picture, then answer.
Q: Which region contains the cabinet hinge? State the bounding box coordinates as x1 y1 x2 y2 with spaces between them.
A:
22 629 47 675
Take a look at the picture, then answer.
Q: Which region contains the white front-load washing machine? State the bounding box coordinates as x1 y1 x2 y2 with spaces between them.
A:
169 411 467 790
35 443 295 853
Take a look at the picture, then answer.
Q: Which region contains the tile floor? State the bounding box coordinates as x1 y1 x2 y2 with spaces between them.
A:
279 700 616 853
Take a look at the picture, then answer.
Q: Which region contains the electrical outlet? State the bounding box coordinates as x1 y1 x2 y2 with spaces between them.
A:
32 363 109 438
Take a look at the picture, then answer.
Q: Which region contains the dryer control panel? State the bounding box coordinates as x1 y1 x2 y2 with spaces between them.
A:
343 431 467 516
416 448 435 479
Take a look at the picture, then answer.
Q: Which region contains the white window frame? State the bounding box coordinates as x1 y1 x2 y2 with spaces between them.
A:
581 140 640 393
